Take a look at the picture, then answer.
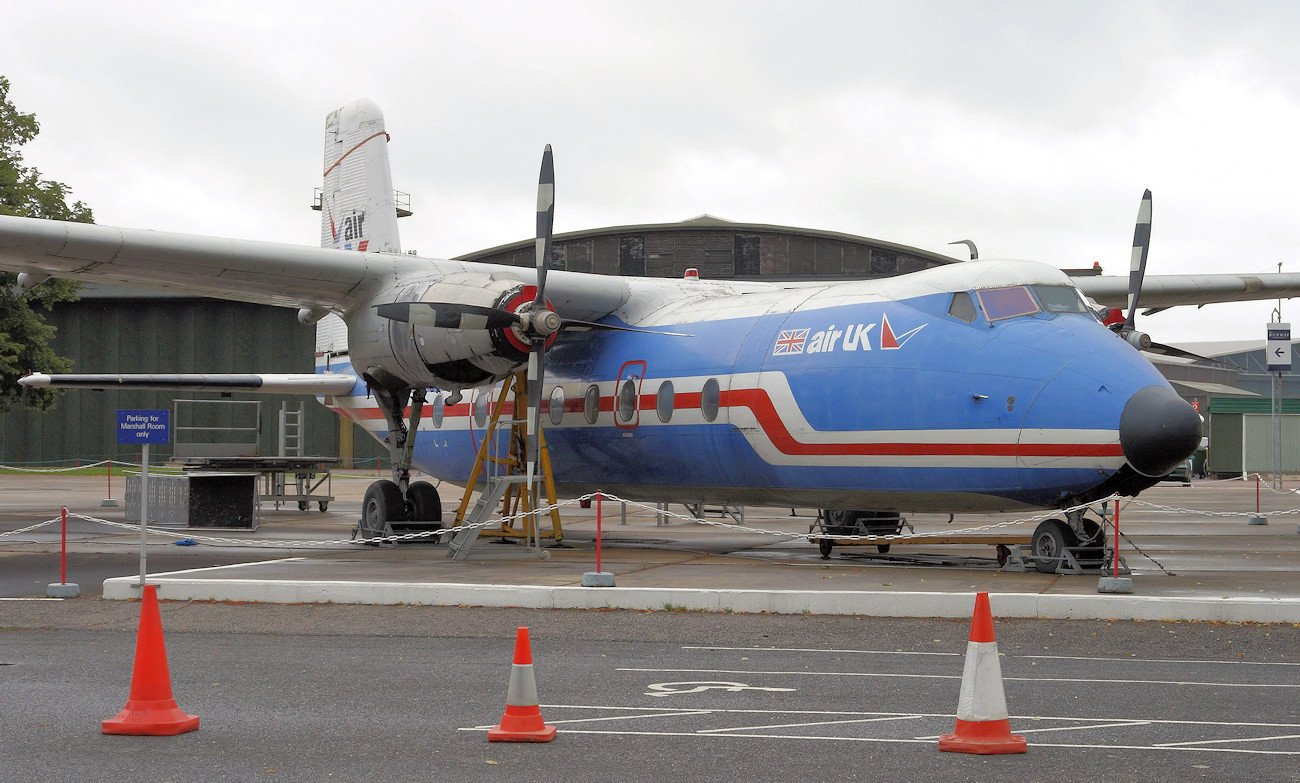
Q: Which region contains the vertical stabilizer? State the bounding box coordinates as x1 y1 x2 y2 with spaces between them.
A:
320 99 401 254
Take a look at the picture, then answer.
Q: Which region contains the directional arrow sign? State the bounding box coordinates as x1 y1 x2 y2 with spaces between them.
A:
1267 322 1291 372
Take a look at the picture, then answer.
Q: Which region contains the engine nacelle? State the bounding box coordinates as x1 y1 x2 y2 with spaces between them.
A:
348 273 544 393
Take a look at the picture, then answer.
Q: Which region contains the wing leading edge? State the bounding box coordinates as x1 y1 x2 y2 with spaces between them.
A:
18 373 358 395
1075 272 1300 310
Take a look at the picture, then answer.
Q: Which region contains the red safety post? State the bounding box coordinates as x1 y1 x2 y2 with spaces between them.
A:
1113 501 1120 578
581 493 615 587
46 506 79 597
60 506 68 584
595 493 603 574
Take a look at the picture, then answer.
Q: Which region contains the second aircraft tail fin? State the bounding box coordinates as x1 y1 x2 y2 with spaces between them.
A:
318 99 402 254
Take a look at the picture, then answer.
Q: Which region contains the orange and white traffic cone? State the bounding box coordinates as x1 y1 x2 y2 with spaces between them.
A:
938 592 1026 754
102 585 200 736
487 626 556 743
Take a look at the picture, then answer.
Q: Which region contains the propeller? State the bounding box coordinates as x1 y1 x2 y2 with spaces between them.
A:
374 146 690 495
1108 190 1227 365
525 145 557 490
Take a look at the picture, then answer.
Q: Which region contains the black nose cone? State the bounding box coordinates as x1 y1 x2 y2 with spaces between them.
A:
1119 385 1202 478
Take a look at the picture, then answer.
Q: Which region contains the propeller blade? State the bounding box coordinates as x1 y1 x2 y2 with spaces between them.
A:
535 145 555 306
560 318 693 337
374 301 518 330
525 348 544 491
1144 341 1232 367
1124 189 1152 332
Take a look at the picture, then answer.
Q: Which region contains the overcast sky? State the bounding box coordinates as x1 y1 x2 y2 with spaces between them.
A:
5 1 1299 343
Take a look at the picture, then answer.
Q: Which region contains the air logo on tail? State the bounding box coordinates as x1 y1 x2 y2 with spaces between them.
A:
329 206 369 252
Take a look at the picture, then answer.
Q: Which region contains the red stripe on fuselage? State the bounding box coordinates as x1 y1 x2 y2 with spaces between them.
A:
332 386 1122 460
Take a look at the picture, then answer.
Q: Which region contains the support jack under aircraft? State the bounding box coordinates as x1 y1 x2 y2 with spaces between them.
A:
6 99 1300 572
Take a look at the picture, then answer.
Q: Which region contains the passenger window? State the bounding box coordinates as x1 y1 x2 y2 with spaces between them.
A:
618 378 638 423
431 393 445 428
948 292 977 322
583 384 601 424
473 391 490 427
548 386 565 426
656 381 674 423
701 378 720 422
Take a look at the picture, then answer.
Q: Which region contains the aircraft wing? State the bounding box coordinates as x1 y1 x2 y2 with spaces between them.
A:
18 373 359 395
0 214 427 313
0 215 632 322
1075 272 1300 309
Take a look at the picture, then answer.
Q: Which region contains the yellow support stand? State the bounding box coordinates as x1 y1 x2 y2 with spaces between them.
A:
453 372 563 543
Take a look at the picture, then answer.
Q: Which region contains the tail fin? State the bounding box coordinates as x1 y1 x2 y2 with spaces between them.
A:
319 99 401 254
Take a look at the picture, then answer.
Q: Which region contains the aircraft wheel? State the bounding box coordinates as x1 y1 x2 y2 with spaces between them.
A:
1031 519 1074 574
406 481 442 522
362 480 406 536
818 537 833 559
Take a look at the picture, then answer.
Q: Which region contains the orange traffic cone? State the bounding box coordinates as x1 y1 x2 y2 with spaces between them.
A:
938 592 1026 754
102 585 200 736
487 626 556 742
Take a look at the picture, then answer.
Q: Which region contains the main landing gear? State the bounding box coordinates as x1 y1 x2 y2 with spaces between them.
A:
355 386 445 545
1024 509 1108 574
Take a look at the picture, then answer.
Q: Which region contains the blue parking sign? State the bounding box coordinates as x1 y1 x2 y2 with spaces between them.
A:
117 409 170 445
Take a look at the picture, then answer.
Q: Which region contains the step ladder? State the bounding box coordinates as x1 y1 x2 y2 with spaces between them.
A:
447 475 528 560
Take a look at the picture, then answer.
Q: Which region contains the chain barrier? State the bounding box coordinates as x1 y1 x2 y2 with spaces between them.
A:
0 517 61 538
5 487 1300 552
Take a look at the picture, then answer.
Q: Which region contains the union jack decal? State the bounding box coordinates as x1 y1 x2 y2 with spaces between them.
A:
773 329 809 355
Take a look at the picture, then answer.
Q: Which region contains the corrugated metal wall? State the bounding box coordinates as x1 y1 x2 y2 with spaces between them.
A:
0 297 384 466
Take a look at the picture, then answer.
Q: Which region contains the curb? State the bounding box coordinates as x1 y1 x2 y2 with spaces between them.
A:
102 576 1300 624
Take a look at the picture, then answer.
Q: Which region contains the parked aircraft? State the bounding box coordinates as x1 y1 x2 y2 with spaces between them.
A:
6 99 1299 568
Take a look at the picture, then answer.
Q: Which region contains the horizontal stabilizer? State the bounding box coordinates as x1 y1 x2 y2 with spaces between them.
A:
18 373 358 395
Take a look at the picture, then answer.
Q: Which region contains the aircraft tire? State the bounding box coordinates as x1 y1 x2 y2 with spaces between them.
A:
407 481 442 523
1031 518 1075 574
363 480 407 532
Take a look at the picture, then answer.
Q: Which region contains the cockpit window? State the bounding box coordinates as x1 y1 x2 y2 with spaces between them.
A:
1032 285 1089 314
947 292 978 322
976 286 1040 321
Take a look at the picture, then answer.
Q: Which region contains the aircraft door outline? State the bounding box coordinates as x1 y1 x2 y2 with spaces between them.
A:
615 360 647 430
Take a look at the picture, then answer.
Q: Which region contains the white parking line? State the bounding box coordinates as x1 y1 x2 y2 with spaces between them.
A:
681 645 959 657
617 666 1300 688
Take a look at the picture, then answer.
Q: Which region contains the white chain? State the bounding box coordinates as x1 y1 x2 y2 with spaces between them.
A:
5 488 1298 550
0 517 61 538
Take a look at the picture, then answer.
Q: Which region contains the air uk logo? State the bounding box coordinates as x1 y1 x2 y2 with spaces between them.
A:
329 207 369 252
771 314 925 356
774 329 809 355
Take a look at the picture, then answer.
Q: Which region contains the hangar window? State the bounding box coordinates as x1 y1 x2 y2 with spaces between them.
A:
948 292 977 323
976 286 1040 321
473 391 490 428
701 378 721 422
656 381 675 423
1032 285 1090 314
584 384 601 424
431 393 445 428
618 378 638 423
548 386 565 426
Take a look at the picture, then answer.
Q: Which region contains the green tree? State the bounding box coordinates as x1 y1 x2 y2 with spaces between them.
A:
0 75 92 412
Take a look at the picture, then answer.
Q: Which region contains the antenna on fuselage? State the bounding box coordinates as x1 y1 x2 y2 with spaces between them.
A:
948 239 978 260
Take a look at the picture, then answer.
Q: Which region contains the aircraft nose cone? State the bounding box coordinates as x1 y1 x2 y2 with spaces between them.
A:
1119 385 1202 478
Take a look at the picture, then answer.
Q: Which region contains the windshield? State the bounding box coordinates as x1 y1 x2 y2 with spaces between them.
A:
976 286 1040 321
1032 285 1089 314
